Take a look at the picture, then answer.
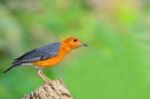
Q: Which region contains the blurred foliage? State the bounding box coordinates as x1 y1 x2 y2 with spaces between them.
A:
1 0 150 99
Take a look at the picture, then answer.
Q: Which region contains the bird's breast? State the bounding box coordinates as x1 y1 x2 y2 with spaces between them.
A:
32 56 62 68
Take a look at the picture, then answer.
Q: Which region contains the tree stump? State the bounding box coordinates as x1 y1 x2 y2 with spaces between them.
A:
22 79 73 99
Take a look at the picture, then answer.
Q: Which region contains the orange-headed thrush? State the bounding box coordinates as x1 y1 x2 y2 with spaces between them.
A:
3 37 87 82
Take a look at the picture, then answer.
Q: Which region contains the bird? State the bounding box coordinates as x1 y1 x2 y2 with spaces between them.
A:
3 37 87 82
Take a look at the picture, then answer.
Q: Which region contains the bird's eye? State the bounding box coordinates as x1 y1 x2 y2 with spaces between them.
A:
73 39 78 42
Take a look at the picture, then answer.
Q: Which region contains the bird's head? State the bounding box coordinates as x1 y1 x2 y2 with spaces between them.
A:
62 37 87 49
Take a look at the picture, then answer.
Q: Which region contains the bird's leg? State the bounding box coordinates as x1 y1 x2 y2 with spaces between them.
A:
37 69 50 82
41 72 50 81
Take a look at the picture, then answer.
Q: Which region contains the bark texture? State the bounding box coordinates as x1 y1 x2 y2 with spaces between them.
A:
22 79 73 99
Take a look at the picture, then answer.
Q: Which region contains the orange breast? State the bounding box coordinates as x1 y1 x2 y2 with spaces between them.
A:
32 45 70 68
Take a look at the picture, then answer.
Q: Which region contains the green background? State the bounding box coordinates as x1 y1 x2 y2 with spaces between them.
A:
0 0 150 99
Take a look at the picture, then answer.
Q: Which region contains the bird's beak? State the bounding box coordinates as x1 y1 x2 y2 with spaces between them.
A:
80 42 88 47
83 43 88 47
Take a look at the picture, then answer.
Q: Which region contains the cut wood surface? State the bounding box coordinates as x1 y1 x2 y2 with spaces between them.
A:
22 79 73 99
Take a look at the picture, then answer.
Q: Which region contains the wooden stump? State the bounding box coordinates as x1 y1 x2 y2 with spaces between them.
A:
22 79 73 99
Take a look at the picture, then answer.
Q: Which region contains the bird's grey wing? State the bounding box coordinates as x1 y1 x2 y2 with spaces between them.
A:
37 42 60 60
13 42 60 65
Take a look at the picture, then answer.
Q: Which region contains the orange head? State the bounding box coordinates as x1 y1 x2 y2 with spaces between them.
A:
61 37 87 49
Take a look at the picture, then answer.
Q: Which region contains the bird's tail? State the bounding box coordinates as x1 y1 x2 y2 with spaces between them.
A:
3 64 20 73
